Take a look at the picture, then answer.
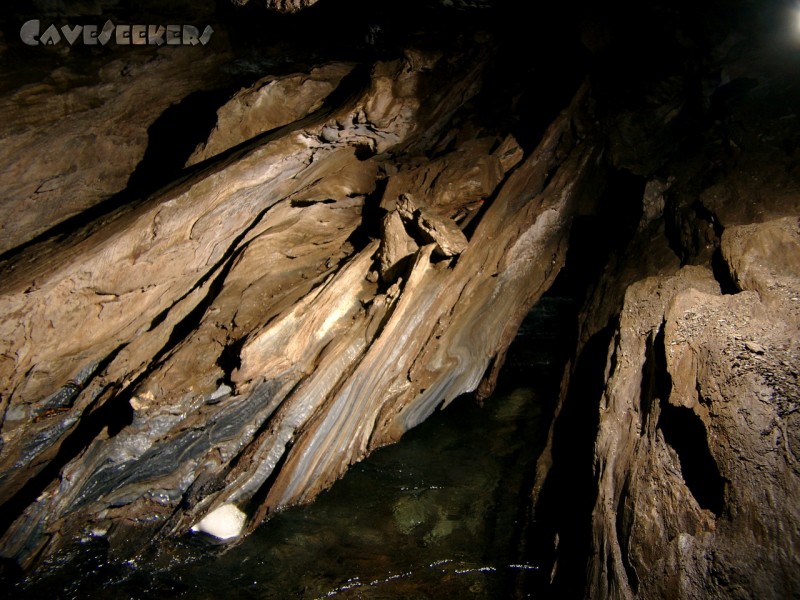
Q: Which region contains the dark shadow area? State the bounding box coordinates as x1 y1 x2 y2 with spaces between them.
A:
125 87 235 195
548 168 645 299
711 246 740 294
519 166 646 597
495 293 580 595
639 324 672 434
526 324 613 598
658 403 725 516
344 177 387 253
217 0 506 69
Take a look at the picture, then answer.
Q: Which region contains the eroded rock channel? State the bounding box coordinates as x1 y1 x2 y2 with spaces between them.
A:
0 0 799 597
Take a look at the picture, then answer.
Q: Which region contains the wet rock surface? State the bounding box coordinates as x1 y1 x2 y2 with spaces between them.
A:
5 378 551 599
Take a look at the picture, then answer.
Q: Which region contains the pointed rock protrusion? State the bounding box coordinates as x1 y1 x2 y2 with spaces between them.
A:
378 210 419 281
397 194 468 258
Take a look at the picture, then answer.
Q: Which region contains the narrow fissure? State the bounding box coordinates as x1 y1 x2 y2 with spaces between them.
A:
344 177 387 254
527 324 611 597
711 246 739 295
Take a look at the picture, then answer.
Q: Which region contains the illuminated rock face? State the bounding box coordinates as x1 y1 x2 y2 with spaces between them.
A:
527 19 800 597
0 46 233 256
0 38 601 570
1 2 799 597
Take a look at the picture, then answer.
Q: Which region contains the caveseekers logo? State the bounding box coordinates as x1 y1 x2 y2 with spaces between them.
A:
20 19 214 46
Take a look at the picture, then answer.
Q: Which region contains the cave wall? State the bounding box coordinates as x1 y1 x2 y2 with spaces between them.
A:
0 2 602 570
0 0 798 597
529 2 800 596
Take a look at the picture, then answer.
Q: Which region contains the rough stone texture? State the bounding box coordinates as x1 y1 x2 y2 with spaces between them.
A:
3 3 797 594
381 135 522 217
0 45 600 570
532 217 800 600
533 64 800 600
526 12 800 596
0 47 233 256
396 194 468 258
377 210 418 281
187 63 354 166
262 0 321 12
587 218 800 599
722 217 800 320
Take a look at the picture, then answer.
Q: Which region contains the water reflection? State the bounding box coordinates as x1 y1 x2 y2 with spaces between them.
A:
14 296 572 599
13 384 547 599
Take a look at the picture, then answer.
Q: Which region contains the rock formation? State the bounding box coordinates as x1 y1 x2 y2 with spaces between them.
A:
0 23 600 569
248 0 322 12
0 0 798 597
529 6 800 596
0 47 233 256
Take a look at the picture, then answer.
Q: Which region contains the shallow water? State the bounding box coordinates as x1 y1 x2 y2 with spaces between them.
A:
11 298 570 599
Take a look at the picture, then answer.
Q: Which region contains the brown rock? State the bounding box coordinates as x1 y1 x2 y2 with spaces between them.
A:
0 48 525 568
397 194 469 257
378 210 419 281
553 229 800 598
721 216 800 318
187 63 354 166
0 47 234 256
381 135 522 220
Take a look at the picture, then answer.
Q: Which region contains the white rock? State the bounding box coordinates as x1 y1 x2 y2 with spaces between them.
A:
190 504 247 540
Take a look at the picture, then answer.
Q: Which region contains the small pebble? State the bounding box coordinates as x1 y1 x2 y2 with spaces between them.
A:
745 341 765 355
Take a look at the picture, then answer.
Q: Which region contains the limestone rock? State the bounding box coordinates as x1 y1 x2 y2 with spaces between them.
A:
381 135 523 221
378 210 419 280
396 194 468 258
1 47 588 570
187 63 354 166
0 47 233 256
534 219 800 598
721 216 800 318
591 257 800 598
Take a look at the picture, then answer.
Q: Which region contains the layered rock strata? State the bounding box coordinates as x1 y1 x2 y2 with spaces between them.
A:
0 47 600 571
0 45 234 256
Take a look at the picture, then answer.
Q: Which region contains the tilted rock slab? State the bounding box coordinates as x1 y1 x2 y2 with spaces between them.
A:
0 53 600 570
187 62 355 166
0 46 233 256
